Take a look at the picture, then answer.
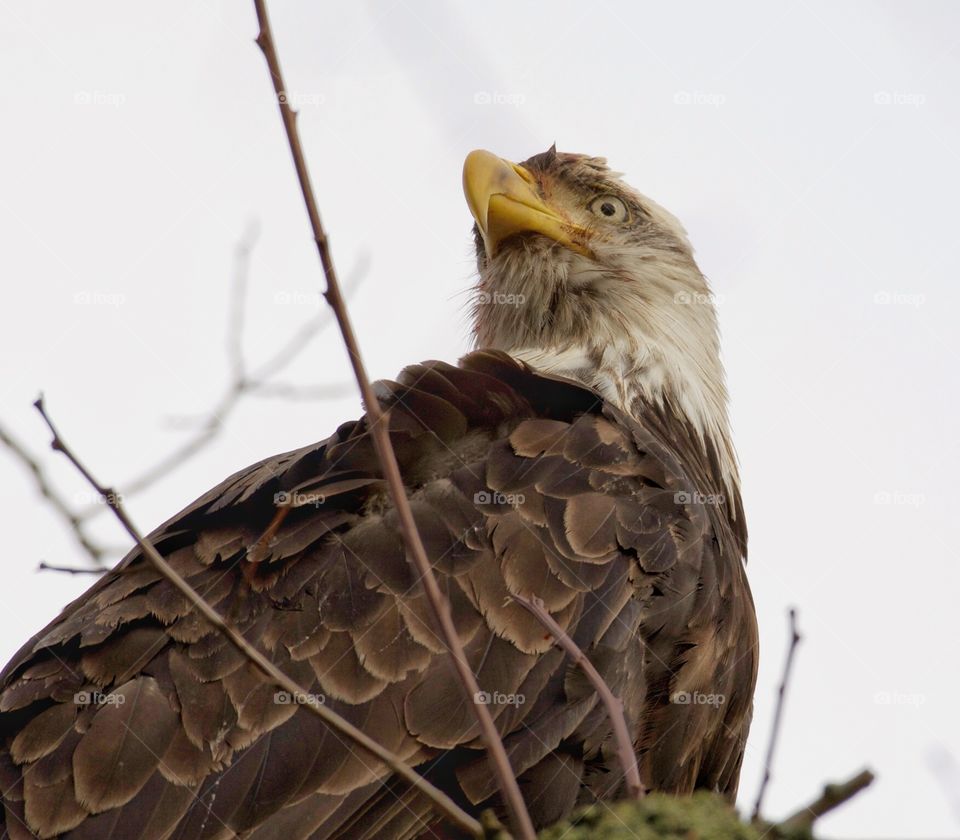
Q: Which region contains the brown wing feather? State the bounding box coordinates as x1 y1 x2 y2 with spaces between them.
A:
0 350 757 838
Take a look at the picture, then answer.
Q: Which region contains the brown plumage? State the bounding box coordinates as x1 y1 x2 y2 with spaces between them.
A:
0 147 758 838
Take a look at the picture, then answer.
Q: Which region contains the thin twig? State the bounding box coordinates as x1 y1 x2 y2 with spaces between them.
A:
115 251 363 499
249 251 370 384
512 593 645 800
32 396 482 839
251 5 536 838
927 746 960 824
752 607 802 821
90 244 364 502
5 234 362 571
227 221 259 385
248 381 355 401
0 233 369 574
776 768 875 832
37 562 107 575
0 420 108 566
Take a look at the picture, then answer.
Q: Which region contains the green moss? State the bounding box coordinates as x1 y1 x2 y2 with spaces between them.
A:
536 792 760 840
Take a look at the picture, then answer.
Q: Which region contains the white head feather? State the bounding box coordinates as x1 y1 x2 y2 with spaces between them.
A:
469 149 739 506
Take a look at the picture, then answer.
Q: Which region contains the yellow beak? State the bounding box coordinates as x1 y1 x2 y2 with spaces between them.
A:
462 149 589 259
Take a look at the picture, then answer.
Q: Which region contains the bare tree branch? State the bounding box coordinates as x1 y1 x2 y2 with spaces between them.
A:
0 226 366 573
227 221 258 385
246 251 370 385
247 381 355 400
115 243 365 499
752 607 802 821
251 4 536 837
36 561 107 575
0 419 109 566
775 768 875 833
32 395 482 839
512 593 645 800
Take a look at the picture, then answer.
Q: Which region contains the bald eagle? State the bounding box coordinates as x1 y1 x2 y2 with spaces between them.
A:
0 147 757 839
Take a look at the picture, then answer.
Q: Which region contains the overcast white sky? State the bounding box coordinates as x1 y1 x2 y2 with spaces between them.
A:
1 1 958 836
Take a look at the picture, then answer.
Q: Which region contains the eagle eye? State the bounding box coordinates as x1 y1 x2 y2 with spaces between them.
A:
588 194 629 223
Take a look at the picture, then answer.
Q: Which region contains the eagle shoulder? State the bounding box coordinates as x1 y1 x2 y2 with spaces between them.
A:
0 350 756 839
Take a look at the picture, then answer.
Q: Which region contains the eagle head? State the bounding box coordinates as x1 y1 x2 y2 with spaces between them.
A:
463 146 739 501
